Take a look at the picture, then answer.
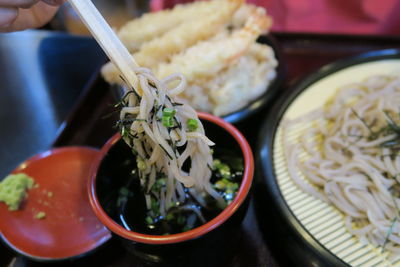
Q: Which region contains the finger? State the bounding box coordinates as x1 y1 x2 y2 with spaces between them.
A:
42 0 65 6
0 0 40 9
1 2 58 32
0 7 18 29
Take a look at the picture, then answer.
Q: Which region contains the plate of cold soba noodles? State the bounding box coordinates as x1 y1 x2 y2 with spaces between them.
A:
258 49 400 266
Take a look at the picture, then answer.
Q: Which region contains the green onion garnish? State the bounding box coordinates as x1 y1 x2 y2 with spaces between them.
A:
214 180 226 190
187 119 198 131
161 108 176 128
162 108 176 117
151 198 159 214
162 116 174 128
145 216 154 225
213 159 231 179
137 157 147 170
166 213 174 221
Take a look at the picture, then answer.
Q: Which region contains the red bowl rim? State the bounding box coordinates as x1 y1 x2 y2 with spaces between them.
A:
88 112 254 244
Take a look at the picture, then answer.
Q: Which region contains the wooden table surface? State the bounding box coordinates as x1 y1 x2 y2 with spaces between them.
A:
2 32 400 267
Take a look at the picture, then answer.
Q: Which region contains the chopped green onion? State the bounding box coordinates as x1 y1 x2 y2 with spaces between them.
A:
166 213 174 221
227 182 239 191
145 216 154 225
213 160 231 179
151 198 159 214
162 108 176 117
187 119 198 131
226 189 234 195
161 108 176 128
212 159 221 170
35 211 46 220
137 157 147 170
162 116 174 128
220 168 231 179
158 178 166 186
152 178 167 192
214 180 226 190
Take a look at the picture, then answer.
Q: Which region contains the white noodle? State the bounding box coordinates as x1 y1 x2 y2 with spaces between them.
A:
119 67 226 219
284 75 400 256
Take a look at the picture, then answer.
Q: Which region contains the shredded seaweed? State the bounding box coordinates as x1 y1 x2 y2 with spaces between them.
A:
351 108 374 135
382 216 398 252
172 102 184 106
159 144 173 160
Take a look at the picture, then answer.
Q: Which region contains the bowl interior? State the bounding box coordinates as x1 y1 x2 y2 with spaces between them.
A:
95 117 247 240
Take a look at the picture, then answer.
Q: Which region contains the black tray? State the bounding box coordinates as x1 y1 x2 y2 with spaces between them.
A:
4 32 400 266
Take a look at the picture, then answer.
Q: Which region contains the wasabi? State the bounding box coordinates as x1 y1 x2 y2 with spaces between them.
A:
0 173 34 211
34 211 46 220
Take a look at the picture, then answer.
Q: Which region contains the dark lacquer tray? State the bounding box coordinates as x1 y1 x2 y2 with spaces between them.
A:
3 32 400 267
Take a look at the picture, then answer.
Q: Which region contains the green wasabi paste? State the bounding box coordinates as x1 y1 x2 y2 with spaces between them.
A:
0 173 34 211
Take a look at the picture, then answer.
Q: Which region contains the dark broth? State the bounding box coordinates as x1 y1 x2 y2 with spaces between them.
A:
96 121 244 235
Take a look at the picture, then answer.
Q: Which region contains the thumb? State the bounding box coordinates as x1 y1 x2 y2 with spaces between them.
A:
42 0 66 6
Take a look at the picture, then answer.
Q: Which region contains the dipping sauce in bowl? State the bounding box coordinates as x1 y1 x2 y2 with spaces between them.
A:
89 112 254 265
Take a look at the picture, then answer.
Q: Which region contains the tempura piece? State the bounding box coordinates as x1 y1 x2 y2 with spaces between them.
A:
181 43 277 116
101 0 278 118
103 0 242 78
134 0 242 68
231 4 265 31
208 43 277 115
118 0 237 52
154 7 271 83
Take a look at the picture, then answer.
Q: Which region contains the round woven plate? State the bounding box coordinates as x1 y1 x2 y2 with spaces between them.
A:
257 49 400 266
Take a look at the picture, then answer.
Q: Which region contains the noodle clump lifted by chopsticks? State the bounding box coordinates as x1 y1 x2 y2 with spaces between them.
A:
284 75 400 256
117 67 225 222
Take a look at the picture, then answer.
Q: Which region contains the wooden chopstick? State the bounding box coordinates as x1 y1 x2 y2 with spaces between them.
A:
68 0 139 90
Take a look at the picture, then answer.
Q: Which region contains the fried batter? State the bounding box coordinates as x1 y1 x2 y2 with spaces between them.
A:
101 0 277 117
231 3 270 34
134 0 242 68
181 43 277 116
118 0 237 52
208 43 277 115
154 7 272 83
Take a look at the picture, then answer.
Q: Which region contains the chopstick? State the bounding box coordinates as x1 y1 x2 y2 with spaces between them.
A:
68 0 139 90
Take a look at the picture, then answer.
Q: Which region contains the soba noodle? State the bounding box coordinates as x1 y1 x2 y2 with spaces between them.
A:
117 67 225 221
284 75 400 256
